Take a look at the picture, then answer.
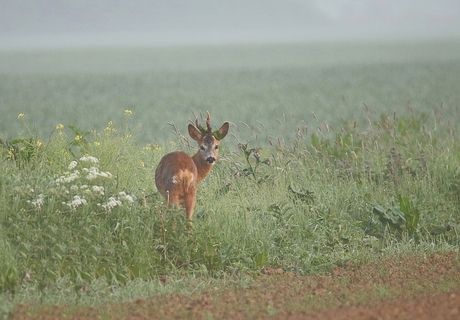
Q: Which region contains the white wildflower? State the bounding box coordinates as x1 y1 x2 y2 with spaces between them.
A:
79 156 99 163
118 191 134 204
55 170 80 184
68 160 78 170
64 195 87 210
100 197 122 211
98 171 112 178
83 167 99 180
83 167 112 180
27 194 45 209
70 185 79 192
92 185 105 195
81 188 92 196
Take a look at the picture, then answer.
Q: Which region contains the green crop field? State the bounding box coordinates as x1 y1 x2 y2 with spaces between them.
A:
1 40 460 145
1 40 460 317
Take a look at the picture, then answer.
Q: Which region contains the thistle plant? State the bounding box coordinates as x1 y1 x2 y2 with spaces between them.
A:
238 143 271 183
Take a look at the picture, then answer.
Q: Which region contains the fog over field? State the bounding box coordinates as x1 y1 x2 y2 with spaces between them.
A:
1 0 460 49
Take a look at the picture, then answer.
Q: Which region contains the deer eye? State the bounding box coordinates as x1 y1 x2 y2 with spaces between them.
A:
215 145 219 150
200 146 205 151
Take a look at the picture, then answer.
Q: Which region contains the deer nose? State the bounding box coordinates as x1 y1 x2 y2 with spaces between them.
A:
206 157 216 164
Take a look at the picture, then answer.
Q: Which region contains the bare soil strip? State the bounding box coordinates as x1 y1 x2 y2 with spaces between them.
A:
11 252 460 320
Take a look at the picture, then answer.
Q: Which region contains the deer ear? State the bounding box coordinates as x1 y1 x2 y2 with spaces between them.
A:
213 122 229 140
188 124 203 141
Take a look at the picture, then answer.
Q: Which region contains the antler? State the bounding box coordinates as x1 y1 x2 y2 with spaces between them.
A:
195 111 212 133
205 111 212 132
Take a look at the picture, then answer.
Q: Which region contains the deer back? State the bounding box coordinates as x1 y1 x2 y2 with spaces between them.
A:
154 151 198 197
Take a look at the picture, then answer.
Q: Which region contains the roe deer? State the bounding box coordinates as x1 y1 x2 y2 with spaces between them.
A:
155 112 229 221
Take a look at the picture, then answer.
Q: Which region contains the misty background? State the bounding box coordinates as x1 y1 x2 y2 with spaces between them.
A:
1 0 460 49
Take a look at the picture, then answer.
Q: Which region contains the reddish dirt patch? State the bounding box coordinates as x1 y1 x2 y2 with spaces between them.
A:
11 252 460 320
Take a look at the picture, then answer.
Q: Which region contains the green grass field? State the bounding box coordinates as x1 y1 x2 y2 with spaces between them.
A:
1 40 460 145
1 40 460 317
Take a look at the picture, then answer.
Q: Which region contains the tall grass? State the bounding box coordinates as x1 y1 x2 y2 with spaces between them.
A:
0 104 459 311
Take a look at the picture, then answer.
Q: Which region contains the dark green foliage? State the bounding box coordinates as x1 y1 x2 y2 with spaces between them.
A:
2 198 227 294
372 194 420 235
236 143 271 183
0 239 18 295
67 125 92 157
288 184 315 203
0 138 39 168
253 251 268 268
153 207 224 275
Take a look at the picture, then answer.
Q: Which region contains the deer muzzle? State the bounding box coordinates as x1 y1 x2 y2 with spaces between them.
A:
206 157 216 164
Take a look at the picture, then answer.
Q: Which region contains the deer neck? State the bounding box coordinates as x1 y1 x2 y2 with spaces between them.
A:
191 152 214 183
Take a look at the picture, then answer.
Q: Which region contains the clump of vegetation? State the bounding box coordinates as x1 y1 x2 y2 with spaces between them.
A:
0 107 459 309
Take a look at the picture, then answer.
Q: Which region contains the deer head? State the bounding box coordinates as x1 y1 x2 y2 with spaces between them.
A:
188 112 229 165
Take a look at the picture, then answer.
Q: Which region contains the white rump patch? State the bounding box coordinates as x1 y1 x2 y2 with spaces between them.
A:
171 175 180 184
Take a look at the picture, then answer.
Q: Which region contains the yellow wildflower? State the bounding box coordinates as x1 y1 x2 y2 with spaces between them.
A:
140 161 145 167
105 121 115 132
36 140 43 147
94 141 101 146
55 124 64 130
18 113 25 119
75 135 83 141
124 109 133 115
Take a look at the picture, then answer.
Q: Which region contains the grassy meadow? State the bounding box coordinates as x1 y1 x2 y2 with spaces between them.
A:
1 40 460 315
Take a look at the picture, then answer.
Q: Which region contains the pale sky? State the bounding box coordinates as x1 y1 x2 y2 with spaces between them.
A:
1 0 459 49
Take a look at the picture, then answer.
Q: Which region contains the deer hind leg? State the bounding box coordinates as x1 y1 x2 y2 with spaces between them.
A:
165 189 181 209
183 188 197 221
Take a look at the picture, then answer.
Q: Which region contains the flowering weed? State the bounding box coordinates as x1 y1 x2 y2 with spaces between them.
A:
27 155 134 214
